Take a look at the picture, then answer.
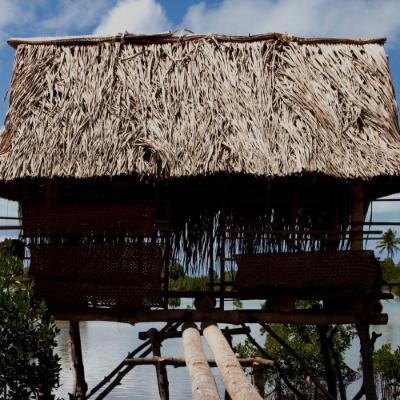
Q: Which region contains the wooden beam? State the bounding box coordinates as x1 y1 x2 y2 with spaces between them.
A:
182 323 220 400
123 356 274 369
139 325 250 340
69 321 87 400
54 309 389 326
202 323 262 400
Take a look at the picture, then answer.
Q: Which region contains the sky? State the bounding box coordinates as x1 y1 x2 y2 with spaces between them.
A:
0 0 400 256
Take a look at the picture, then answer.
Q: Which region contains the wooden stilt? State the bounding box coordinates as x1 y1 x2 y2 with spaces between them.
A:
252 363 266 398
182 323 220 400
356 323 378 400
202 323 262 400
351 184 378 400
69 321 87 400
318 326 337 398
148 328 170 400
327 328 347 400
350 183 364 251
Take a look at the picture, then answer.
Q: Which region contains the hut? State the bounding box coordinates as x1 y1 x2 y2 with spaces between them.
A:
2 31 398 318
1 32 399 398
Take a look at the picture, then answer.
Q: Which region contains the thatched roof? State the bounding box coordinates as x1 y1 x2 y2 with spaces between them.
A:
1 32 399 181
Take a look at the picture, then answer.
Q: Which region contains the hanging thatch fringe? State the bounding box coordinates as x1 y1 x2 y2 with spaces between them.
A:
0 33 399 181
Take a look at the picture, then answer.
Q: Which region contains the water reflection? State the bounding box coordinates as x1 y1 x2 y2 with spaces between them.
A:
55 299 400 399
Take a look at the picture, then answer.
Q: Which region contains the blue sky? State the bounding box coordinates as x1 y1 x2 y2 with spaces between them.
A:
0 0 400 256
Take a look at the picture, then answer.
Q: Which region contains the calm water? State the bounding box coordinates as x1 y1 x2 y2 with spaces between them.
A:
54 299 400 399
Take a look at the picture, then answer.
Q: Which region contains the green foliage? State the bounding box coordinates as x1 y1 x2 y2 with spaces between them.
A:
380 258 400 296
0 243 60 399
232 299 243 309
168 297 181 308
262 325 353 392
234 304 355 399
168 260 185 281
373 344 400 399
376 228 400 259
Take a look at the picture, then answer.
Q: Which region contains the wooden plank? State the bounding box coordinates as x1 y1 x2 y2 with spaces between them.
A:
182 323 220 400
203 323 262 400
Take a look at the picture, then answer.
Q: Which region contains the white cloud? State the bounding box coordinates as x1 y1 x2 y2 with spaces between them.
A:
94 0 171 35
181 0 400 41
0 0 31 42
41 0 113 34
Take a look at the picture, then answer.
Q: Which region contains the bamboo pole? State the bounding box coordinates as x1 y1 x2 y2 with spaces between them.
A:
202 323 262 400
182 323 220 400
69 321 87 400
54 309 388 326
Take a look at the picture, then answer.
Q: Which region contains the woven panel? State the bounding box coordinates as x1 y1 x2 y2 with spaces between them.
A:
33 281 162 309
234 251 382 293
22 202 156 237
30 243 164 309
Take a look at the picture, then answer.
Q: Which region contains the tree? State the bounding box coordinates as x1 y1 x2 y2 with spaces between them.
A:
235 302 359 400
380 258 400 296
0 242 60 399
373 344 400 399
376 228 400 259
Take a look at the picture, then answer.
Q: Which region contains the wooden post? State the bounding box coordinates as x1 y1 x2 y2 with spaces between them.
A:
209 221 215 292
69 321 87 400
252 363 266 398
220 213 226 310
356 323 378 400
202 323 262 400
351 183 364 251
351 183 377 400
148 328 170 400
182 323 220 400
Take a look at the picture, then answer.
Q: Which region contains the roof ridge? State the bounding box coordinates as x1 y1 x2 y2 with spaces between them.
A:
7 32 386 48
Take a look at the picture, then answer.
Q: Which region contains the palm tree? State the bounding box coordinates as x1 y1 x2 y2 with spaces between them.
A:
376 228 400 259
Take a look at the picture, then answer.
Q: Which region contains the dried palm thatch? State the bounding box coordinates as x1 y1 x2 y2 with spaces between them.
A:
1 32 399 181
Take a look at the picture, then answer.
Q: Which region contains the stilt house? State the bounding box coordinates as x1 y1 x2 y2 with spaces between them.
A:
1 33 399 325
